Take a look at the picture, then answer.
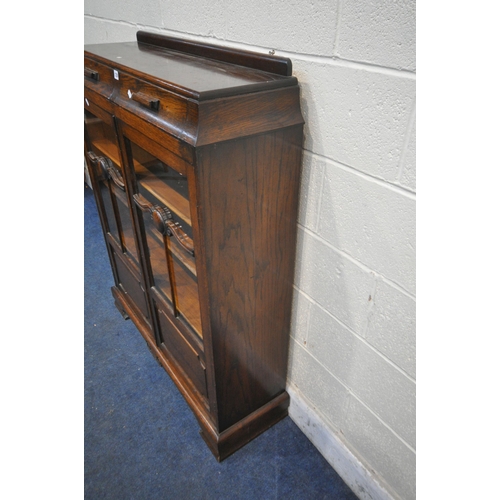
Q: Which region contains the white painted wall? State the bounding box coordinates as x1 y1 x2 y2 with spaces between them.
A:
85 2 416 498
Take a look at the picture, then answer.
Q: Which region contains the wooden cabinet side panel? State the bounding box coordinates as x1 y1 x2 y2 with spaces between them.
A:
195 126 304 432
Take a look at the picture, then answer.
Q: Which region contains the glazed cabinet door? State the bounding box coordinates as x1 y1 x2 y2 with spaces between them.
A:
84 103 151 325
119 128 208 400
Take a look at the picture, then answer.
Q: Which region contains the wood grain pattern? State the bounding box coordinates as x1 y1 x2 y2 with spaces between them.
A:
197 86 304 146
195 126 304 431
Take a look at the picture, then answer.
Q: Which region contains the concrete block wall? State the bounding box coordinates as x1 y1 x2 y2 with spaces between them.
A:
85 2 416 499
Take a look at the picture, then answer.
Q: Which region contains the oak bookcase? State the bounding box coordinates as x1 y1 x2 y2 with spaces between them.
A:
84 31 304 461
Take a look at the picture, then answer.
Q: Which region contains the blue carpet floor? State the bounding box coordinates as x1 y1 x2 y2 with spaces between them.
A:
84 184 358 500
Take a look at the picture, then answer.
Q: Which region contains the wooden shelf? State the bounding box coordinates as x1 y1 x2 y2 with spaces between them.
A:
135 163 192 227
93 137 192 229
93 138 121 166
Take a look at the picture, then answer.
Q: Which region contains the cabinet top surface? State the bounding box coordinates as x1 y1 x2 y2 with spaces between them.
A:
85 39 297 100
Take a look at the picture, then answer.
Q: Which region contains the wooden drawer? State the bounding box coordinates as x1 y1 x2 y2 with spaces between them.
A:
84 57 117 99
113 72 198 144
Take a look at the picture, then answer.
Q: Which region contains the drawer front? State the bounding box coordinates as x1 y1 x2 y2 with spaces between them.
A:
155 300 208 400
84 57 117 99
114 72 198 144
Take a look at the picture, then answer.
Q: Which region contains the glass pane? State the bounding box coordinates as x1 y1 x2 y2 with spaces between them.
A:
129 140 202 338
114 187 139 267
141 197 172 303
169 235 202 336
84 109 139 266
84 110 122 170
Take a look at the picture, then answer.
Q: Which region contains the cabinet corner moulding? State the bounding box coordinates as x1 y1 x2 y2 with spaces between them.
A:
84 31 305 461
